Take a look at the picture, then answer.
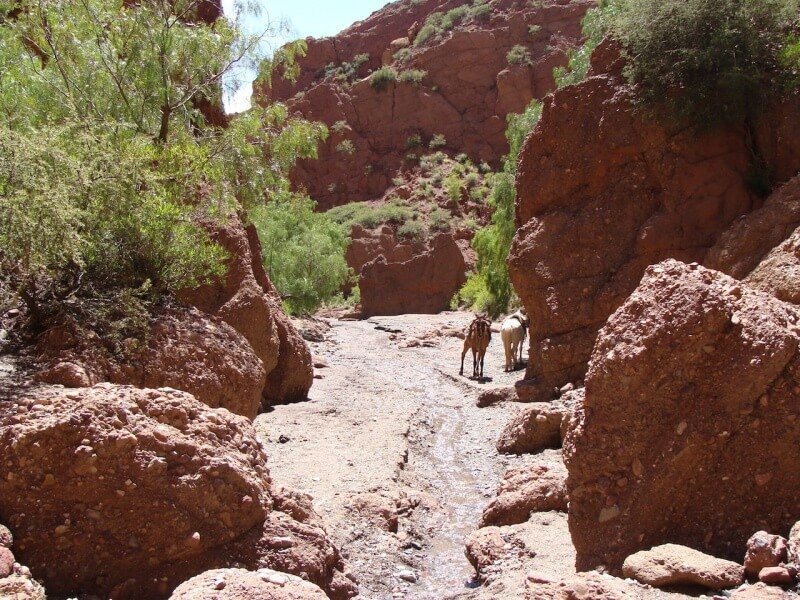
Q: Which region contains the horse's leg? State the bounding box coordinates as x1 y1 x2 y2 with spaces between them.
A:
504 338 512 372
472 348 478 378
480 349 485 378
460 343 468 375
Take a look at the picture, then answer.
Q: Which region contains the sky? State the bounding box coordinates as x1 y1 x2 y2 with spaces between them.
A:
221 0 393 112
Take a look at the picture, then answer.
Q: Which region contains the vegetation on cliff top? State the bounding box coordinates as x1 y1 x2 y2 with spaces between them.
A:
557 0 800 126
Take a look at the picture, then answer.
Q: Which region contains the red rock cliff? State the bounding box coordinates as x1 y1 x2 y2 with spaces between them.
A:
508 40 800 402
257 0 593 210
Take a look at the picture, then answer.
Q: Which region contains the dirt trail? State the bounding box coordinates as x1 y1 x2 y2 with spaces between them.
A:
256 312 528 599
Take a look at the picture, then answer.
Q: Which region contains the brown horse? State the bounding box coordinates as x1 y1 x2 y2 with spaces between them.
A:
460 315 492 379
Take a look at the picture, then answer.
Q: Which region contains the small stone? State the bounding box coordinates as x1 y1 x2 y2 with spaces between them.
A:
527 571 557 584
0 524 12 548
0 546 14 577
758 566 794 585
744 531 787 577
599 506 620 523
755 473 773 487
396 569 417 583
258 570 288 586
278 435 290 444
632 458 644 477
622 543 744 590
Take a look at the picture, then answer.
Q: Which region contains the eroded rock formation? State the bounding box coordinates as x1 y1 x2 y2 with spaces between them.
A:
359 233 467 316
508 41 800 402
34 306 265 419
181 217 313 407
169 568 328 600
0 384 354 599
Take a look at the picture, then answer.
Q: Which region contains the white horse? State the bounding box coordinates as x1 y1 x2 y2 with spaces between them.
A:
500 308 528 372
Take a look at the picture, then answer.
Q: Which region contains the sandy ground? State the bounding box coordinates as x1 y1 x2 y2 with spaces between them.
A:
256 313 708 600
256 313 526 599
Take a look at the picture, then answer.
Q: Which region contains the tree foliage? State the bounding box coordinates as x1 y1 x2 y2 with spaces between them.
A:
0 0 327 320
555 0 800 125
609 0 799 124
453 100 542 317
251 195 350 315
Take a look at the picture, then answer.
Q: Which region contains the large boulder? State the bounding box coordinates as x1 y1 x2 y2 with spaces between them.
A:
359 233 467 316
0 385 270 596
181 217 313 407
744 532 788 578
0 384 354 599
35 306 266 419
565 260 800 572
109 485 357 599
169 568 328 600
622 544 744 590
706 175 800 281
480 453 568 527
508 42 800 403
496 390 580 455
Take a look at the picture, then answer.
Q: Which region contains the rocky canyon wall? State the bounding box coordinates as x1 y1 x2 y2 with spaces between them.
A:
508 40 800 401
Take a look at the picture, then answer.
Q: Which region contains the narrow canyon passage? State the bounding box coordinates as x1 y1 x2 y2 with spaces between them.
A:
255 313 526 599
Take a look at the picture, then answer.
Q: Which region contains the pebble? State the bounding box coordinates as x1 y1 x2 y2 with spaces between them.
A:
396 569 417 583
759 566 794 585
258 570 288 586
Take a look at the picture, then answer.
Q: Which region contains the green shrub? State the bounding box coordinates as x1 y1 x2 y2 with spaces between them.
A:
406 133 423 149
394 47 412 63
398 219 426 240
336 139 356 155
398 69 428 84
453 100 542 317
415 23 437 46
331 120 349 133
444 173 463 202
429 134 447 149
415 2 491 46
507 45 533 66
370 67 397 90
450 273 496 313
0 1 329 320
326 200 415 230
326 53 371 84
470 1 492 20
558 0 800 123
529 25 542 37
251 196 350 315
553 4 609 88
430 208 452 232
606 0 798 125
470 185 489 202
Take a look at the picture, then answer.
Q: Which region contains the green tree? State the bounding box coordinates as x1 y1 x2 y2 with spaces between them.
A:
0 0 326 321
251 195 351 315
555 0 799 125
